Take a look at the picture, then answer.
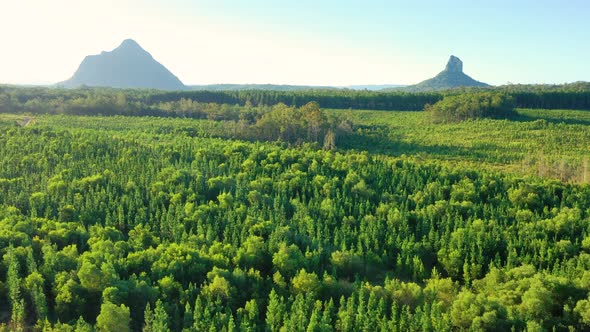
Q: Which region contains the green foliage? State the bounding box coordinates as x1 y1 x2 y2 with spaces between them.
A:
332 107 590 182
425 92 516 122
265 289 285 332
0 109 588 331
272 243 305 278
292 269 321 295
143 300 170 332
4 83 590 121
96 302 131 332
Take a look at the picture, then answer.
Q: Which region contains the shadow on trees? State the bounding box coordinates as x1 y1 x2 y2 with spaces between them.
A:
510 112 590 126
338 125 497 163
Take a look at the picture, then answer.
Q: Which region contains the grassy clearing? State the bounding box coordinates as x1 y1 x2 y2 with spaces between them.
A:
330 108 590 181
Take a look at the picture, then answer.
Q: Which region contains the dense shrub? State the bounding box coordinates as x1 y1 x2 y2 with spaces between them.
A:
425 92 516 122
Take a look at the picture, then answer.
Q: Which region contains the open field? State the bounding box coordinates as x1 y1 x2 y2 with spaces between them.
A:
332 108 590 181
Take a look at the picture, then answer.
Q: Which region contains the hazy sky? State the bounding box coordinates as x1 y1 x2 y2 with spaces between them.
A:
1 0 589 86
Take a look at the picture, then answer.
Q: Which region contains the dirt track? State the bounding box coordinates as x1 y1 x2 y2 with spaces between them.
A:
17 116 34 127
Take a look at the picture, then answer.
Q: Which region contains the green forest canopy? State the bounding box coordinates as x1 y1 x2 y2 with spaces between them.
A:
1 84 590 330
0 105 589 330
424 93 516 123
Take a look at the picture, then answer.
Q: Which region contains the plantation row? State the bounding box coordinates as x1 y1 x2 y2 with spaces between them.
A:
0 115 590 331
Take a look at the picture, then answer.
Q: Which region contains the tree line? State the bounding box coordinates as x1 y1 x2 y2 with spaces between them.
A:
0 87 351 148
2 82 590 113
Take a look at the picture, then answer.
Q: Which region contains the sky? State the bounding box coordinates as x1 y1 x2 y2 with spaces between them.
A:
1 0 589 86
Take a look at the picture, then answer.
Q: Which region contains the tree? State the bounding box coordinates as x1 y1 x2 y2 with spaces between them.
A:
96 302 131 332
143 301 170 332
6 248 25 332
152 300 170 332
266 289 285 332
323 129 336 151
54 272 86 323
74 317 93 332
575 297 590 326
450 290 509 330
201 275 232 301
234 235 268 270
292 269 320 295
143 302 154 332
78 260 115 292
24 271 48 321
300 101 326 142
518 278 553 322
272 243 305 278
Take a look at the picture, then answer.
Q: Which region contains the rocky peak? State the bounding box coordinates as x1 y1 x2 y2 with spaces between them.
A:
119 39 141 49
113 39 149 56
401 55 490 92
444 55 463 73
60 39 185 90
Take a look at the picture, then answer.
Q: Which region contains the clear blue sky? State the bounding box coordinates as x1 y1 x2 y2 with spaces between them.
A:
1 0 588 85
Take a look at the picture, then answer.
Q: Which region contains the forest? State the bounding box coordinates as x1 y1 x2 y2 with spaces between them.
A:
0 86 590 331
424 93 516 123
1 82 590 115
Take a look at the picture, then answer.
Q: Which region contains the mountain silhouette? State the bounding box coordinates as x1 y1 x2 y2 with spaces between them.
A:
401 56 490 92
60 39 185 90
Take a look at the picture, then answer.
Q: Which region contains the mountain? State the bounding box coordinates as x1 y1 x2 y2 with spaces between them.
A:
398 56 490 92
60 39 185 91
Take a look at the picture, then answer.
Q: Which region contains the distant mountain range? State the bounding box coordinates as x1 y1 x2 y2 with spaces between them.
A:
58 39 491 92
391 56 490 92
345 84 406 91
187 84 406 91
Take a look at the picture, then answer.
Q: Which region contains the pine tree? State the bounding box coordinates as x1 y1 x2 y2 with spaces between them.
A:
143 302 154 332
183 301 194 329
24 271 48 321
153 300 170 332
388 302 399 332
193 296 210 331
266 289 285 332
336 295 355 332
75 316 93 332
7 248 25 332
321 299 334 329
306 301 323 332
